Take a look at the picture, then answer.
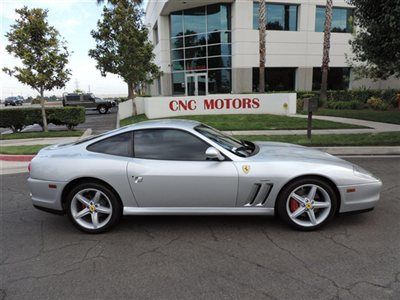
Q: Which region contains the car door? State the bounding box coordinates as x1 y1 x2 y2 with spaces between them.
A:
126 128 238 207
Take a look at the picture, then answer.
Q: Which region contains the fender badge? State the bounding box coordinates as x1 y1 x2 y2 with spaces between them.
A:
242 165 250 174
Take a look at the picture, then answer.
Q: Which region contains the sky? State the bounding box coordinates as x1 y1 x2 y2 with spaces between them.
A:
0 0 147 99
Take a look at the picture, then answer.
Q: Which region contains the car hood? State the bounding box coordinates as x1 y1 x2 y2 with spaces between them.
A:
250 141 350 166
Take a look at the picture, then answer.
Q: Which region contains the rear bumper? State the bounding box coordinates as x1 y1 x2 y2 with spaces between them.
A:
28 177 67 212
338 180 382 213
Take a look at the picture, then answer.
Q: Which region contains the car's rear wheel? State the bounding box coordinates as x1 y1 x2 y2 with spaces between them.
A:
66 182 122 233
277 177 338 231
98 105 108 114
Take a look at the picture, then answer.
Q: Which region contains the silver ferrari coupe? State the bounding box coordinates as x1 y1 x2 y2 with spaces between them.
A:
28 120 382 233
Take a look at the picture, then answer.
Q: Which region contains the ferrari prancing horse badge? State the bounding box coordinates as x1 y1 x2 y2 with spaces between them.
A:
242 165 250 174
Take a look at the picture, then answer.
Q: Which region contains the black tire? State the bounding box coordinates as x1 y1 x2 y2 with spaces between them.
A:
66 182 122 233
98 105 108 114
276 177 338 231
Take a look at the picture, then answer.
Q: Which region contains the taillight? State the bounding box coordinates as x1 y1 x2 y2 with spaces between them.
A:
28 162 31 173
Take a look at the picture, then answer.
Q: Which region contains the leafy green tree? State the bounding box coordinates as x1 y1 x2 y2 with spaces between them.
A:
89 0 160 113
3 7 71 132
348 0 400 80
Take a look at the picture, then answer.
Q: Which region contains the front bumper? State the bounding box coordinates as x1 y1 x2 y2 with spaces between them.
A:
28 177 67 212
338 180 382 213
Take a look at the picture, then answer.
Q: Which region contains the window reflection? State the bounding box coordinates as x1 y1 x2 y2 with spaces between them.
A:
315 7 354 33
170 4 232 95
253 3 298 31
252 68 297 92
312 68 350 90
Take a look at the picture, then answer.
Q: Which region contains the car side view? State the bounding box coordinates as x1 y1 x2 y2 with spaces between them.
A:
28 120 382 233
62 92 114 114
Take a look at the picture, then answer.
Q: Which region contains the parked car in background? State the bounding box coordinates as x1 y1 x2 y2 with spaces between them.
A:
63 93 114 114
4 96 24 106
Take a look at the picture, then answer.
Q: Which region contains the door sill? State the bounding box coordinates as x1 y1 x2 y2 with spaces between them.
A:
123 207 274 216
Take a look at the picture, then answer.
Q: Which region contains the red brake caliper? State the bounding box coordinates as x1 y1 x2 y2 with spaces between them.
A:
290 198 299 212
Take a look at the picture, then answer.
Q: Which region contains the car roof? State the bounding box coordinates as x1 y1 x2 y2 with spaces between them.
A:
122 119 201 131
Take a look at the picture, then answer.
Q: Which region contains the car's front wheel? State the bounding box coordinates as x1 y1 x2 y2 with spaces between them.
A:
277 177 338 231
98 105 108 114
66 182 122 233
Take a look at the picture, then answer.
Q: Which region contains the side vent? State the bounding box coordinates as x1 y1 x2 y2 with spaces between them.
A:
245 183 273 207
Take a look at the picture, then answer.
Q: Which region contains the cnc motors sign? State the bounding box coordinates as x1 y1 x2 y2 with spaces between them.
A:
142 93 297 119
169 97 260 112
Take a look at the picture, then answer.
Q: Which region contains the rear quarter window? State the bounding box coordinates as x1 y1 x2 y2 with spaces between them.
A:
87 132 133 157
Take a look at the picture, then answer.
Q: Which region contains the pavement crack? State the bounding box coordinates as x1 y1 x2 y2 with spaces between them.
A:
319 232 360 255
262 230 353 299
137 235 181 258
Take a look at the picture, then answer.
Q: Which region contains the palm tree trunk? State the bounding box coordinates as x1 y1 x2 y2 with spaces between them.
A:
320 0 333 106
40 88 48 132
258 0 266 93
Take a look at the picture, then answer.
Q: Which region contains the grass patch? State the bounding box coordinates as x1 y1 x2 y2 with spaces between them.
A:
0 144 50 155
234 132 400 147
314 109 400 125
120 114 366 130
0 130 83 140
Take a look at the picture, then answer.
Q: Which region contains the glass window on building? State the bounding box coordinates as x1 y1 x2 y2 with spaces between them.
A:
312 67 350 90
170 4 232 95
184 6 206 35
253 3 298 31
208 69 231 94
252 68 297 92
315 7 354 33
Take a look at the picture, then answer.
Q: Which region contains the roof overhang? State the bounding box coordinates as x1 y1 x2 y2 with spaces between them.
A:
160 0 234 15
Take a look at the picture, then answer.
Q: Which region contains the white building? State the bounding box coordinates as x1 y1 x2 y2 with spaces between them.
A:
145 0 400 97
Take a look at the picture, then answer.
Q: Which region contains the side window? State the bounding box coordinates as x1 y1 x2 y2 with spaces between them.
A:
134 129 209 161
87 132 133 157
66 95 80 101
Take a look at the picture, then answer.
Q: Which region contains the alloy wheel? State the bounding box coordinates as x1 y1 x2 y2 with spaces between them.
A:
286 184 331 228
70 188 113 230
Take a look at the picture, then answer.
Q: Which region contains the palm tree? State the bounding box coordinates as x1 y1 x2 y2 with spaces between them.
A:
320 0 333 105
258 0 266 93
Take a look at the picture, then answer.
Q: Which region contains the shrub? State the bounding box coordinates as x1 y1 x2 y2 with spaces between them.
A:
366 97 389 111
297 89 398 110
0 107 85 132
327 100 363 110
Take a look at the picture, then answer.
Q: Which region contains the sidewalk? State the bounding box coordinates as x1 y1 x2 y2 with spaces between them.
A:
0 136 78 146
223 114 400 136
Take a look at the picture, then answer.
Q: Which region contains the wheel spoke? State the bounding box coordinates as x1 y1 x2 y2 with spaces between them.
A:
291 193 306 205
75 208 90 219
91 212 99 228
307 210 317 225
93 191 101 203
290 207 306 219
314 201 330 208
96 205 111 215
75 194 90 206
307 186 317 201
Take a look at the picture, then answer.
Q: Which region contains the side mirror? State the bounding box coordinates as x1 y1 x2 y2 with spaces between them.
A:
205 147 224 161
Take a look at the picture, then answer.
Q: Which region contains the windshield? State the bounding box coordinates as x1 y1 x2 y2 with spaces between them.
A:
195 124 256 157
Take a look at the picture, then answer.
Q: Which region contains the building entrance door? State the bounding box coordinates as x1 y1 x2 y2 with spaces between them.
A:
185 73 208 96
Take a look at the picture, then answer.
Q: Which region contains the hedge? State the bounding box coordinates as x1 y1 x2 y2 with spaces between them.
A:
0 107 85 132
298 89 400 105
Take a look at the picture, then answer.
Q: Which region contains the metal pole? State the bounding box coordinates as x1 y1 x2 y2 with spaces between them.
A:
307 111 312 139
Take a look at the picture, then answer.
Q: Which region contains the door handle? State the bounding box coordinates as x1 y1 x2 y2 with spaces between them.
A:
132 176 143 183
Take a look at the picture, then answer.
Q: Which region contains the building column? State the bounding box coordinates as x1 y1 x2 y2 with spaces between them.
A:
296 67 313 91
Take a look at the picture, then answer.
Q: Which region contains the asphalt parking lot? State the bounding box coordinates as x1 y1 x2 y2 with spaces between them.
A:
1 157 399 299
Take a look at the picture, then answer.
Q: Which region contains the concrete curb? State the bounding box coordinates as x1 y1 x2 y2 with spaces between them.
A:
0 154 35 162
313 146 400 156
78 128 92 140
